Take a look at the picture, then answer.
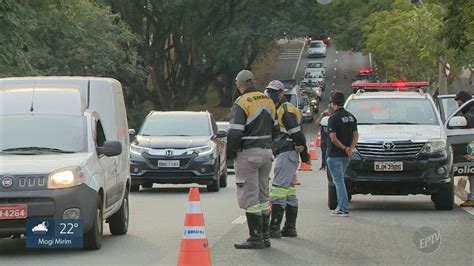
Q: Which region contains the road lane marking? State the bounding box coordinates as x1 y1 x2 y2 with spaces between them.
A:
334 67 337 71
333 76 336 79
336 50 339 54
291 41 306 79
335 59 338 63
232 215 247 224
332 83 335 86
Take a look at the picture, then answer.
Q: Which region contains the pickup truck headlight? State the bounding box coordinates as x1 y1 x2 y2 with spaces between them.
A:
130 144 150 155
421 139 447 154
48 167 84 189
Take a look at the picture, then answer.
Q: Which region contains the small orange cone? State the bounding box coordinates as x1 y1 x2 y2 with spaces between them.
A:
178 188 212 266
310 141 315 148
315 133 321 148
310 149 318 160
298 162 312 171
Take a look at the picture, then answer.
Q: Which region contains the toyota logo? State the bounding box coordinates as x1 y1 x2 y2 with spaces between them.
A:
1 176 13 188
383 141 396 151
165 149 174 157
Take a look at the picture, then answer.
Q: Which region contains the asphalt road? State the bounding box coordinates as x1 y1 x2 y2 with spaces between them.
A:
0 41 472 265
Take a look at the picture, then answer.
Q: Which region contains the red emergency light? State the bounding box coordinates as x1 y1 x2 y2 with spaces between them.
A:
351 82 430 88
356 68 375 74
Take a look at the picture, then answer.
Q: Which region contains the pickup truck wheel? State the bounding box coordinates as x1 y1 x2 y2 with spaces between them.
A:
432 183 454 210
328 185 337 210
84 196 103 250
130 185 140 192
108 189 129 235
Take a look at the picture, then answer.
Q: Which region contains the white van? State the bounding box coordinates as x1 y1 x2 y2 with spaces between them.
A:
0 77 130 250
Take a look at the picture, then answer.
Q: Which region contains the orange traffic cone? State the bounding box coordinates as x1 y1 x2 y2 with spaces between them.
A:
310 149 318 160
310 141 315 148
315 133 321 148
298 162 312 171
178 188 212 266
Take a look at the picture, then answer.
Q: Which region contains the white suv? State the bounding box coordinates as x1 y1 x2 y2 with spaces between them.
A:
328 82 456 210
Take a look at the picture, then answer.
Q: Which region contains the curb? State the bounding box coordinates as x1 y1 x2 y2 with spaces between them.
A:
454 176 469 201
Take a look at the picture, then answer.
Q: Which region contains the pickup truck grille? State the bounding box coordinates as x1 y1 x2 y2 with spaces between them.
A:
356 141 425 159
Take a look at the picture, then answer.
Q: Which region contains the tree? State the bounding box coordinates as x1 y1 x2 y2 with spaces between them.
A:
363 0 445 82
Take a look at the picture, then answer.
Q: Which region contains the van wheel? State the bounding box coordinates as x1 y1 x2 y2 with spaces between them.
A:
432 183 454 210
84 196 103 250
130 185 140 192
328 185 337 210
108 189 129 235
219 166 228 188
207 163 220 192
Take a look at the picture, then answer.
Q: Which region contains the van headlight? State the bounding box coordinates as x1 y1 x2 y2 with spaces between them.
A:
130 144 150 155
421 139 447 154
190 144 215 156
48 167 84 189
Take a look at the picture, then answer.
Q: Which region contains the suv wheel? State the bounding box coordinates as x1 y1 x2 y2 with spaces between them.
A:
84 195 103 250
432 182 454 210
328 185 337 210
108 189 129 235
207 162 220 192
219 166 228 188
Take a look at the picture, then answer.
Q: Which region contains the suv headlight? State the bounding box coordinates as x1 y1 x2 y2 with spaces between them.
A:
421 139 447 154
48 167 84 189
130 144 150 155
190 144 215 156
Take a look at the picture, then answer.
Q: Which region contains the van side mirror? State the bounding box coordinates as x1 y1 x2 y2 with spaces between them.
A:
217 130 227 138
97 141 122 157
128 129 136 137
447 116 467 129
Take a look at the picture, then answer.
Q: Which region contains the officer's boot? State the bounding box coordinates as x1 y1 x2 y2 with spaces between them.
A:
281 205 298 237
269 204 285 238
262 212 271 247
234 213 265 249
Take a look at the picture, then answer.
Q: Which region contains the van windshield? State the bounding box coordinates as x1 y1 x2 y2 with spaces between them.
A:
346 98 439 125
0 115 87 154
140 115 211 136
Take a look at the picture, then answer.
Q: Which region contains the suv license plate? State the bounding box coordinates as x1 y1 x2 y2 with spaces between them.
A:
157 160 180 168
374 162 403 171
0 204 28 220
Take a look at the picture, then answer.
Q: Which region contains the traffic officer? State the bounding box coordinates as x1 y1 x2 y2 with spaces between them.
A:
265 80 311 238
227 70 277 249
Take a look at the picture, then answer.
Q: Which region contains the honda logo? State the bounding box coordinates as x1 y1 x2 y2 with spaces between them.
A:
165 149 174 157
383 141 395 151
1 176 13 188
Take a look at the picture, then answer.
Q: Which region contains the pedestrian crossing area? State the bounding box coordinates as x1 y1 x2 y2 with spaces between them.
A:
278 44 304 60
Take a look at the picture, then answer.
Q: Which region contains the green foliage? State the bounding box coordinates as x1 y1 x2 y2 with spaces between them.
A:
364 0 445 81
314 0 391 51
0 0 146 127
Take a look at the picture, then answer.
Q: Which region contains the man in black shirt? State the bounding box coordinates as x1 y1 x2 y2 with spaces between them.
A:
327 92 358 217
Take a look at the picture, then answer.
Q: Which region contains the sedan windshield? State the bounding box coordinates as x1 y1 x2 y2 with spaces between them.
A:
0 115 87 153
346 98 439 125
307 62 323 68
310 42 322 48
140 115 211 136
